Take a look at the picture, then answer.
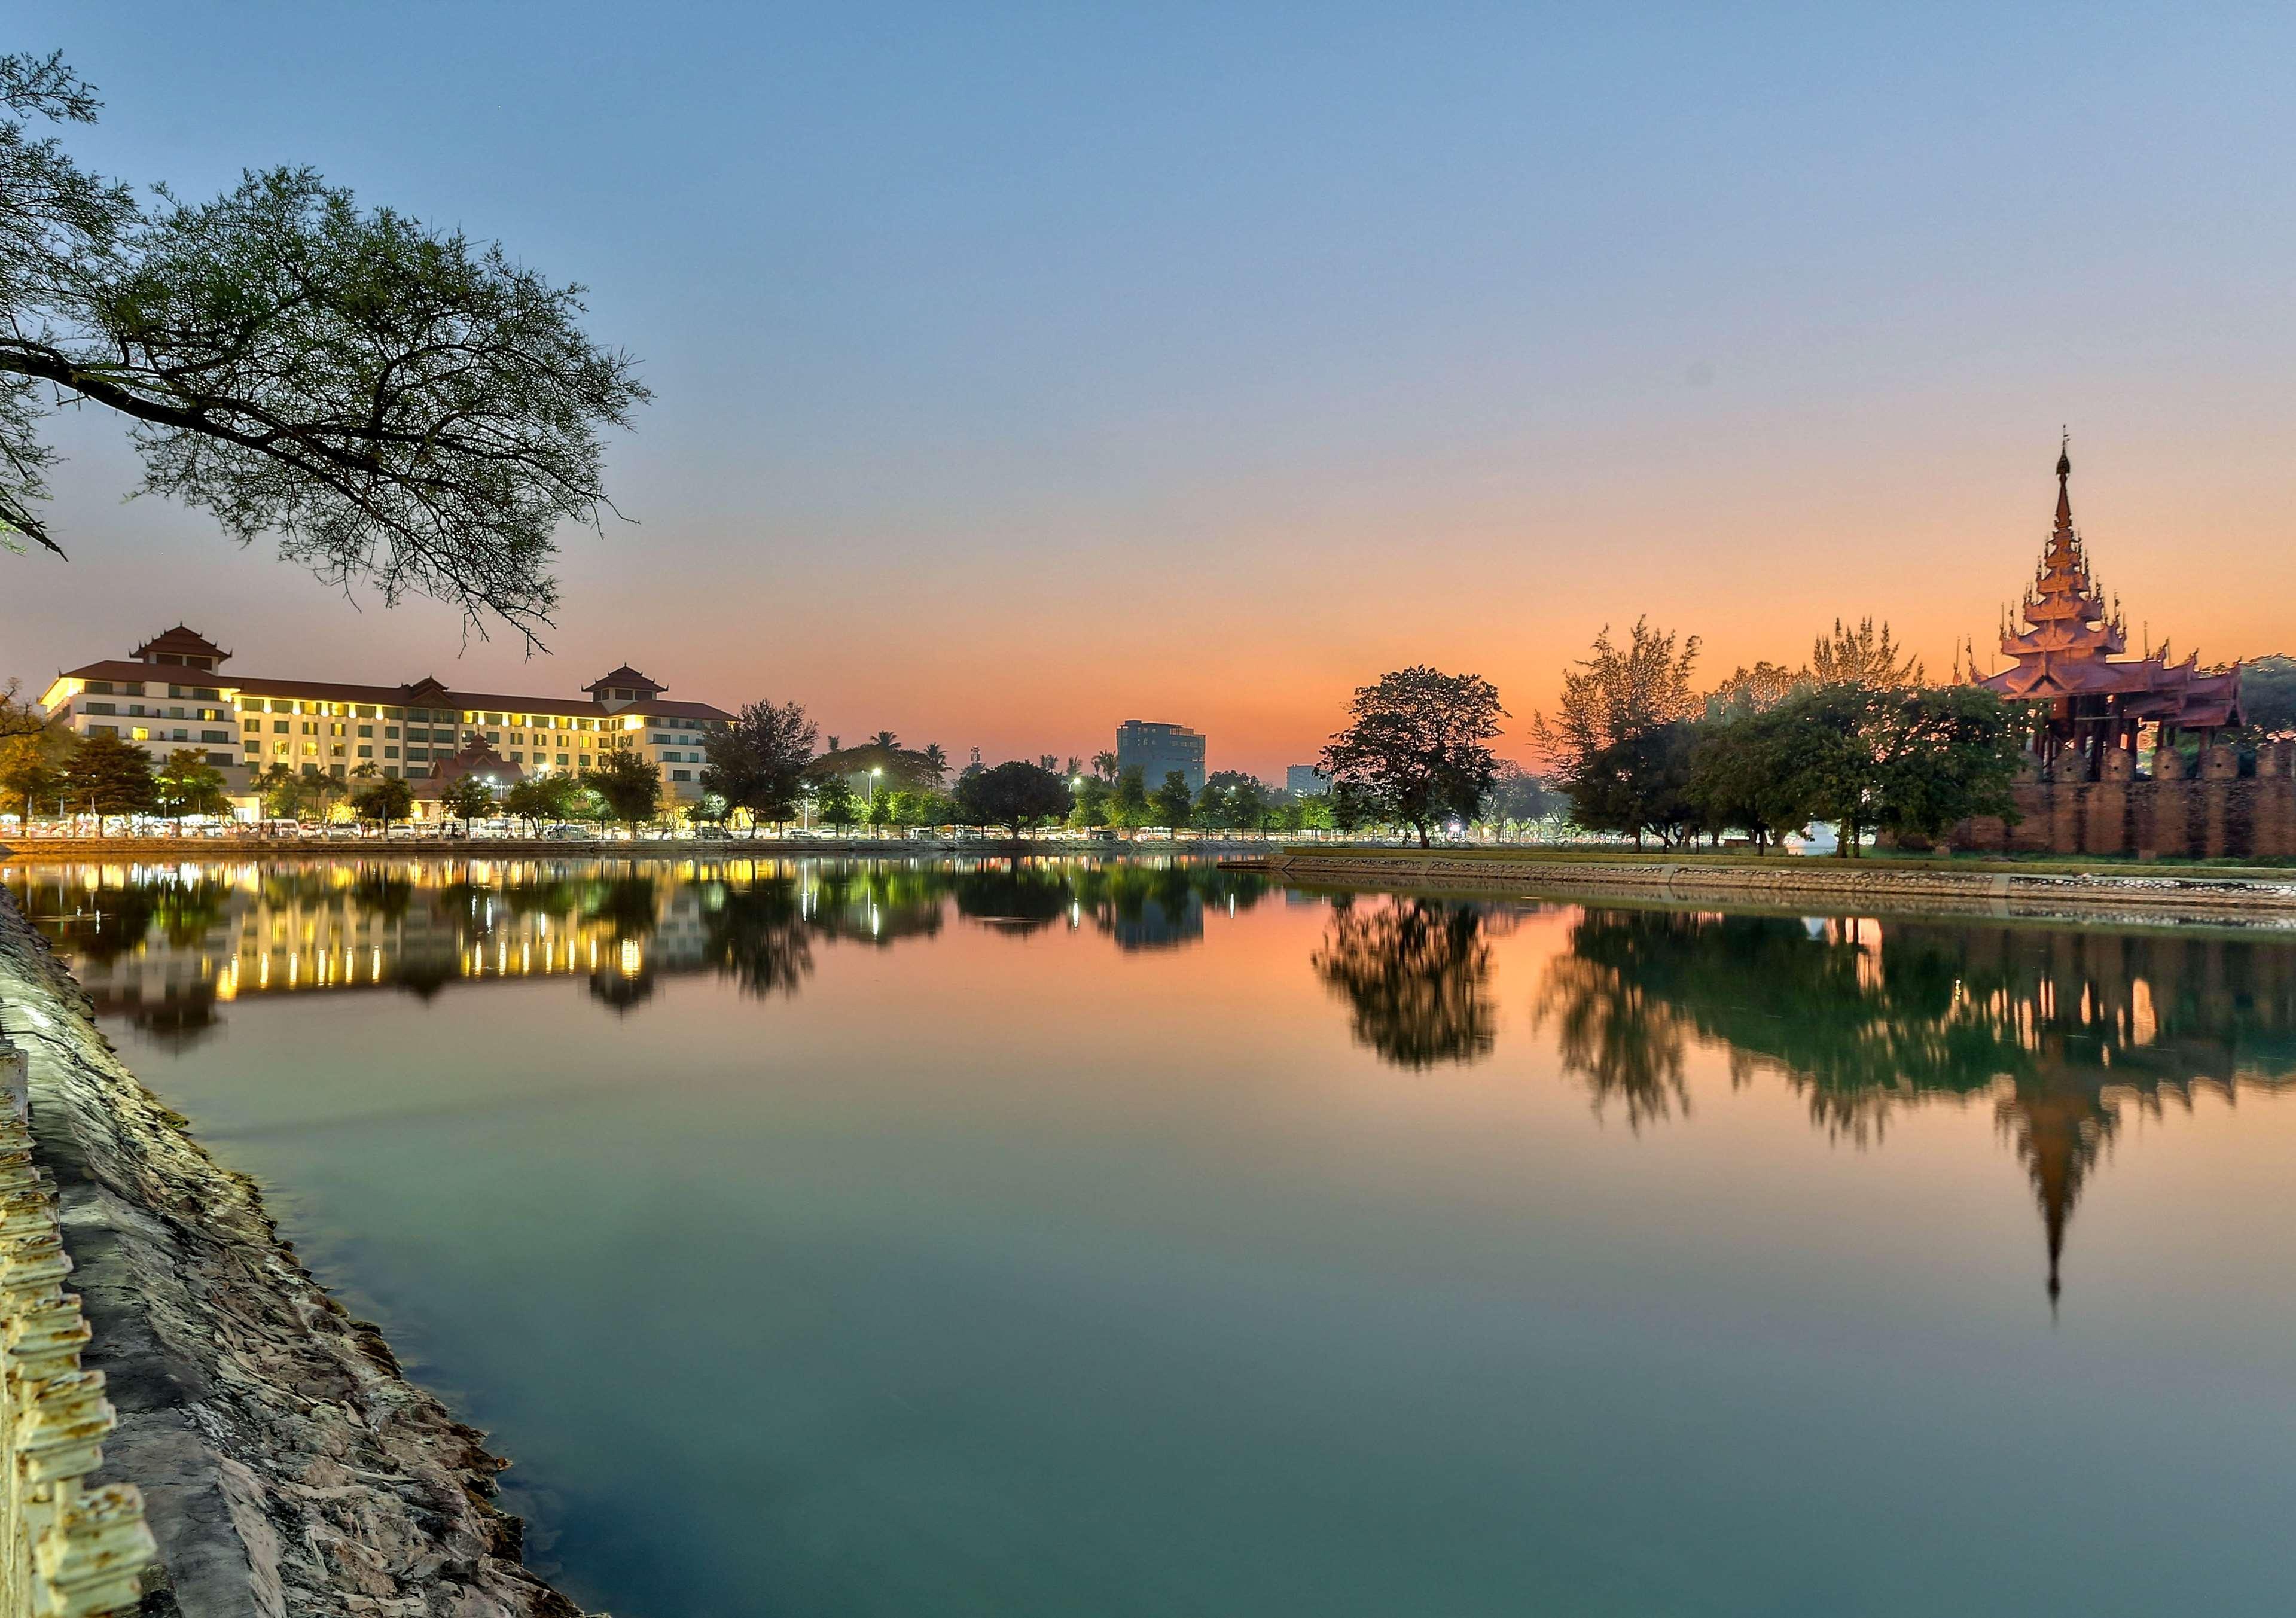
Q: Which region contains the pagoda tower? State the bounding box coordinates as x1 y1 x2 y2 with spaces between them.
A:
1977 440 2243 778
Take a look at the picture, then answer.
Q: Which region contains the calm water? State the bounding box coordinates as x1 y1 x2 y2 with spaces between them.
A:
7 855 2294 1617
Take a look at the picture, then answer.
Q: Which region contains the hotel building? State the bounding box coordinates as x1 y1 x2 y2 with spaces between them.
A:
37 626 733 810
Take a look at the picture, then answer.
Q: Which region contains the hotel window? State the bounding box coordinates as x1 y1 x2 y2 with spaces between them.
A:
356 724 372 738
356 745 372 759
273 720 288 733
330 722 346 738
385 726 398 739
84 702 117 715
88 724 117 737
384 766 400 779
201 730 229 744
301 721 316 735
356 705 375 718
510 751 523 763
303 741 317 756
671 770 691 782
556 753 569 767
86 681 114 695
385 746 398 759
131 726 150 741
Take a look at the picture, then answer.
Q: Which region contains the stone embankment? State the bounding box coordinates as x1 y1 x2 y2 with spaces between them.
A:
2 835 1270 866
0 889 585 1618
1252 849 2296 926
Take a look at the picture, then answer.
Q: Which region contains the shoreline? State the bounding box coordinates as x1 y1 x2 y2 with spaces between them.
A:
1247 848 2296 926
0 887 587 1617
0 834 1276 866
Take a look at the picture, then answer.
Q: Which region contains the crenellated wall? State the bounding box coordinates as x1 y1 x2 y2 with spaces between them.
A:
1952 742 2296 858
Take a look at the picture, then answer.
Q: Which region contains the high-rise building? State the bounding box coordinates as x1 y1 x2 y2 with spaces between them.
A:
38 626 732 808
1286 764 1328 797
1114 720 1206 790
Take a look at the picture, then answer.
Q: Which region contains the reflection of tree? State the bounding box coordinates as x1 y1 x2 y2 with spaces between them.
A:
1532 953 1690 1129
1312 897 1501 1069
587 966 656 1014
953 863 1069 937
701 880 813 999
807 865 946 946
1542 909 2296 1302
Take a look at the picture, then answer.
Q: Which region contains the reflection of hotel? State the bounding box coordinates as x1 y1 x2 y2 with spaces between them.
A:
36 626 731 807
8 860 733 1041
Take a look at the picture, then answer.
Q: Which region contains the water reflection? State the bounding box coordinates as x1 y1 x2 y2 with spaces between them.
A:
1 856 1273 1027
1312 897 1523 1069
1535 907 2296 1300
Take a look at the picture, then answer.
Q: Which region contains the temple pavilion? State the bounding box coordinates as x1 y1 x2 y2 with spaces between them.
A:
1977 442 2243 779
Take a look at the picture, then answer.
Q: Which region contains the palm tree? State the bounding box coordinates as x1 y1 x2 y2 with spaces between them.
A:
870 729 900 750
1092 751 1120 782
920 742 949 784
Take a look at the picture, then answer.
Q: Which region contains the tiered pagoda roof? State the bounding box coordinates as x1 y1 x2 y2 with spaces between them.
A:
1978 444 2243 729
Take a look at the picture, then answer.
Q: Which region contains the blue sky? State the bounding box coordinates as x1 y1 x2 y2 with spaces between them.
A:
9 4 2293 773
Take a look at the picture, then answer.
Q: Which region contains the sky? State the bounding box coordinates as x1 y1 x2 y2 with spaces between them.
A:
7 2 2295 778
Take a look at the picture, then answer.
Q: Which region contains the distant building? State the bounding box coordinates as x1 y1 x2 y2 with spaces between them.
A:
1286 764 1328 797
38 626 731 811
1115 720 1206 790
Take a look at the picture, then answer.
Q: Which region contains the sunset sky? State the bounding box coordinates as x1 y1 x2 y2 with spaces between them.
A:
7 4 2294 778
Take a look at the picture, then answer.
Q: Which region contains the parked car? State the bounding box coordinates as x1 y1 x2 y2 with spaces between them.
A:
542 824 597 841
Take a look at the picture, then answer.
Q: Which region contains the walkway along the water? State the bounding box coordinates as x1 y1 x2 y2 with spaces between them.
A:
0 887 585 1617
1244 848 2296 927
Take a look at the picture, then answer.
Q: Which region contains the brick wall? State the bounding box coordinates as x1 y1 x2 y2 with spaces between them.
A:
1950 744 2296 857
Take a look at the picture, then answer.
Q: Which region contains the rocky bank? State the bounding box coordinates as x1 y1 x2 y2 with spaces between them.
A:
0 888 585 1618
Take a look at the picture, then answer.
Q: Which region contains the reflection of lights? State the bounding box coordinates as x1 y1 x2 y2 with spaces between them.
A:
215 966 237 1002
286 953 298 988
618 938 642 977
371 947 382 982
258 956 270 988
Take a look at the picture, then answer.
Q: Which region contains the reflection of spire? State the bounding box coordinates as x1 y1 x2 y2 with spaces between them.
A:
2001 1086 2096 1312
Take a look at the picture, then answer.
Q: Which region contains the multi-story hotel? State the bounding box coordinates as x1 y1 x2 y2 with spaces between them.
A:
37 626 733 810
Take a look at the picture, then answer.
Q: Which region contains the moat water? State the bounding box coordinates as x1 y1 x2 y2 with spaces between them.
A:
7 855 2293 1617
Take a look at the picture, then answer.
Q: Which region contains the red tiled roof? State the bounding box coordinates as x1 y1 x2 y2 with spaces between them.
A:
53 661 731 722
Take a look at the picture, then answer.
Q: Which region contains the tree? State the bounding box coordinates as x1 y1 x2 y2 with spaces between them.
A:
437 775 497 833
1758 683 2024 856
919 743 949 784
1068 775 1112 830
1321 665 1507 848
1809 618 1923 689
1684 706 1819 852
1091 750 1120 782
503 773 577 833
2236 653 2296 741
704 699 816 833
0 682 72 822
1192 780 1229 830
59 732 154 817
152 748 228 822
1110 766 1151 833
1535 622 1700 846
0 53 647 639
955 761 1072 835
1150 770 1195 835
1706 660 1804 720
868 730 900 749
590 749 661 830
813 775 859 833
1572 721 1704 847
864 784 895 837
350 773 416 833
1483 763 1563 834
250 760 315 822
